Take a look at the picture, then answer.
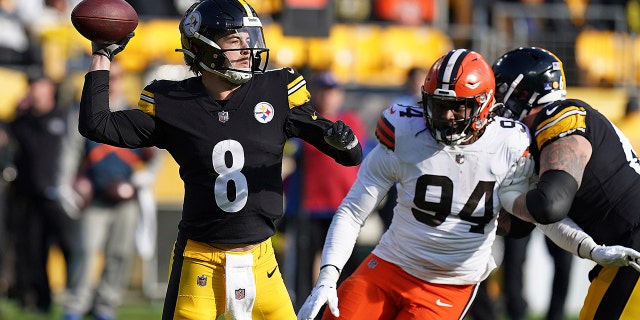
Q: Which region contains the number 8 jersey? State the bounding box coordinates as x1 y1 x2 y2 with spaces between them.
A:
322 104 531 285
79 68 361 246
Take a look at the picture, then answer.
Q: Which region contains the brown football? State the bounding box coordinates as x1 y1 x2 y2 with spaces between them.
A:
71 0 138 44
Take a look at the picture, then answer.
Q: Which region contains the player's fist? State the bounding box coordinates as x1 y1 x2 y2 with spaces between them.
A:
324 120 358 151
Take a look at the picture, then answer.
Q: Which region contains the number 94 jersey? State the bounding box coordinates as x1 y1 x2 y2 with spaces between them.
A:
363 105 529 284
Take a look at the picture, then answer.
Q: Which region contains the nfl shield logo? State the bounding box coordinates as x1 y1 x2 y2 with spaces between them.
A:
197 275 207 287
218 111 229 123
235 288 246 300
455 154 465 164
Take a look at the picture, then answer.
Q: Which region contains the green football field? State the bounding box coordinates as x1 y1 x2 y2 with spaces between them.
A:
0 298 163 320
0 297 579 320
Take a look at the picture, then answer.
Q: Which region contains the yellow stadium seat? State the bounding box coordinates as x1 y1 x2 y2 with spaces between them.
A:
39 23 90 82
118 19 184 73
0 67 28 121
262 24 308 69
379 25 452 85
575 30 634 86
307 24 384 85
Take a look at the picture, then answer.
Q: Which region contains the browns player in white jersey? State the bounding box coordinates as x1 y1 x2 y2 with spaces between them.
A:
297 48 640 320
297 49 527 319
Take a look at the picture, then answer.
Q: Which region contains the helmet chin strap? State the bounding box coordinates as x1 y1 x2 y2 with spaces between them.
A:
204 64 252 84
176 48 253 84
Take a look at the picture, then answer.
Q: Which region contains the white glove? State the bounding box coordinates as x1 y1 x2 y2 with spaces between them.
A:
591 246 640 272
499 154 535 213
578 237 640 272
297 265 340 320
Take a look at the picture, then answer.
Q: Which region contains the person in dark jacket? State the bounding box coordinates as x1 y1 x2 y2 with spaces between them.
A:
7 73 76 314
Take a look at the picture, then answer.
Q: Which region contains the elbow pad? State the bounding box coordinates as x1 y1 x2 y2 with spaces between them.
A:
526 170 578 224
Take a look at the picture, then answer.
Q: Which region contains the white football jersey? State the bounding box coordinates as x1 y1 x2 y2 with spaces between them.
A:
321 104 531 285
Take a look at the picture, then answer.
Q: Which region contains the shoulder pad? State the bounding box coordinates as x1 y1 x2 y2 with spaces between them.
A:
375 104 425 150
282 68 310 109
138 80 161 116
533 100 587 150
488 117 532 176
138 79 182 116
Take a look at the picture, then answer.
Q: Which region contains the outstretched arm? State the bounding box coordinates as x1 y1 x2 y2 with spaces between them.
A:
537 217 640 271
297 145 396 320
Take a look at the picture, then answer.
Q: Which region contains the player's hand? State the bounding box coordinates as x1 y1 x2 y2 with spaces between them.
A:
590 245 640 272
324 120 358 151
297 266 340 320
92 32 134 61
502 154 534 187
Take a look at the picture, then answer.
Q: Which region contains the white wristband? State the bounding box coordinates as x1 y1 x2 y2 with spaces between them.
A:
316 265 340 286
577 237 598 259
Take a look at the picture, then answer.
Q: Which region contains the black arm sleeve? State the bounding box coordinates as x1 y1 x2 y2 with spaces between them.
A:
287 103 362 166
525 170 578 224
78 70 158 148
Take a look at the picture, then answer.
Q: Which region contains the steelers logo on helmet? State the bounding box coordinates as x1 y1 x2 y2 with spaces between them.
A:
182 11 201 37
176 0 270 84
254 102 274 124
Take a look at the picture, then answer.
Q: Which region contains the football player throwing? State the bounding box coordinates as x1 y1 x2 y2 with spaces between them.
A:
79 1 362 319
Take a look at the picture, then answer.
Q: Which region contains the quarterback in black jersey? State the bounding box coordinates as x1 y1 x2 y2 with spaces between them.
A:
81 1 362 319
494 47 640 320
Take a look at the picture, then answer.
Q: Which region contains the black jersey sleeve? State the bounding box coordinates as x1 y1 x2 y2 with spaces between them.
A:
78 70 159 148
283 68 362 166
287 103 362 166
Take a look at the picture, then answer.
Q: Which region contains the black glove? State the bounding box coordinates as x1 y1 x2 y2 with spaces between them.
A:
324 120 358 151
91 32 134 61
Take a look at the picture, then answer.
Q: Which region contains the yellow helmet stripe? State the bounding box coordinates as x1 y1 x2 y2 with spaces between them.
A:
239 0 254 17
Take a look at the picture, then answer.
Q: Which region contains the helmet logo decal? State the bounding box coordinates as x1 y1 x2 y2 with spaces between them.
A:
183 12 201 37
243 17 262 27
254 102 275 123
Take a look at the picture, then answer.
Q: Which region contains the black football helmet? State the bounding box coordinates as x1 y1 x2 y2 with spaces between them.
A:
492 47 566 121
177 0 270 84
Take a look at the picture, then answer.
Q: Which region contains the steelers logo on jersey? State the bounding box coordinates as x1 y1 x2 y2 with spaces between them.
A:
254 102 275 123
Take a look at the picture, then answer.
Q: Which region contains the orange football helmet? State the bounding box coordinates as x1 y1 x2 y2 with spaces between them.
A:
422 49 495 145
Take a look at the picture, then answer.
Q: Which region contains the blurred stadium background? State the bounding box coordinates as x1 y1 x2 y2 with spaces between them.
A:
1 0 639 319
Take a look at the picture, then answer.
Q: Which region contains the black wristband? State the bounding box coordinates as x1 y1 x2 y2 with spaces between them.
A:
320 264 341 273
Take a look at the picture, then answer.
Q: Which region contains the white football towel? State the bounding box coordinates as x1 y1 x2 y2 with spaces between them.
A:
224 253 256 320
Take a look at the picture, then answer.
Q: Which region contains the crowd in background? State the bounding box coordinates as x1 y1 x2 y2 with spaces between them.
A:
1 0 640 319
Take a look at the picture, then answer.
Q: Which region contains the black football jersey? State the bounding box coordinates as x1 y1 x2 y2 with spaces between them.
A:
529 99 640 246
79 68 360 244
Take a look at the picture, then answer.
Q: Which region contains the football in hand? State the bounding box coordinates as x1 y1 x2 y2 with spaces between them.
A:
71 0 138 44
